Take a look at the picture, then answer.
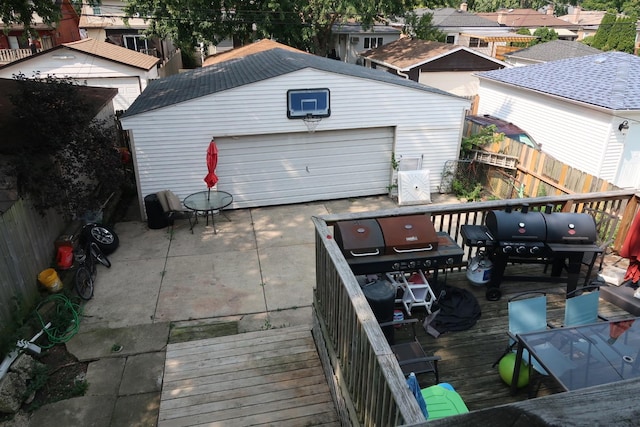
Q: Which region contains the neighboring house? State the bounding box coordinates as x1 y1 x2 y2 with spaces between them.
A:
119 48 471 214
202 39 305 67
502 40 601 66
0 0 81 65
79 0 179 63
476 51 640 189
477 8 579 40
331 23 401 64
558 6 607 41
360 37 508 97
0 38 160 111
558 6 640 54
390 6 537 58
0 78 117 210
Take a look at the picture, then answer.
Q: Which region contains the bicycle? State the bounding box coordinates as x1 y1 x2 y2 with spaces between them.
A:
75 228 111 300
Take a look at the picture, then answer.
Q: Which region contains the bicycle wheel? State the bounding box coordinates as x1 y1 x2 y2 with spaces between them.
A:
90 242 111 268
75 267 94 300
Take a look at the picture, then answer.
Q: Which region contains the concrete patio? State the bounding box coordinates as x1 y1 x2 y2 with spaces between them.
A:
30 194 462 426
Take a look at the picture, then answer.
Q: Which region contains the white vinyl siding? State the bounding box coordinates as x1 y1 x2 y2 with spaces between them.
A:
122 67 470 212
81 77 141 111
478 81 612 178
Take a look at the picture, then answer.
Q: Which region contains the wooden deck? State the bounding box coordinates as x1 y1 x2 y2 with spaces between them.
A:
408 260 634 414
157 262 634 426
159 325 340 426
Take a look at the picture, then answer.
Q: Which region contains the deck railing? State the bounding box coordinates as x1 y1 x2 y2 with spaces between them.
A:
312 189 638 426
0 48 38 65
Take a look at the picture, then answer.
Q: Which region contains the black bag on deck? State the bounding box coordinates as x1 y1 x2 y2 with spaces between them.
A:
423 286 481 338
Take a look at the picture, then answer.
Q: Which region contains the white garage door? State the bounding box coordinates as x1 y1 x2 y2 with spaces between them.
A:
216 127 394 209
83 77 140 111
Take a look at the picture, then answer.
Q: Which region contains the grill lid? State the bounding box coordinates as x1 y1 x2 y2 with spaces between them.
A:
376 215 438 255
333 219 384 258
485 209 546 242
543 212 597 244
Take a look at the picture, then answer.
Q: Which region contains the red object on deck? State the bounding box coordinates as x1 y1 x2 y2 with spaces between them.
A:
621 212 640 283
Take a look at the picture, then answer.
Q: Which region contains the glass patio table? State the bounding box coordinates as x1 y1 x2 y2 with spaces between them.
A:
511 317 640 395
183 190 233 234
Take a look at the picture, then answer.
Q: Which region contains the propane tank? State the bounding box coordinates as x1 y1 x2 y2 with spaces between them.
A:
466 251 493 286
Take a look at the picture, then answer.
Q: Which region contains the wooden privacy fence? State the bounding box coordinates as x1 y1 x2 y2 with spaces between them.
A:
311 190 637 426
0 198 66 333
479 138 620 200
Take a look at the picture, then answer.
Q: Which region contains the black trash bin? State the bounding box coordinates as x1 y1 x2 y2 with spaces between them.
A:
144 193 169 229
362 279 396 344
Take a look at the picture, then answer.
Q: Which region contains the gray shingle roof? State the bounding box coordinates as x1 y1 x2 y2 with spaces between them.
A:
390 8 500 27
505 40 602 62
477 51 640 110
123 48 462 117
430 8 501 27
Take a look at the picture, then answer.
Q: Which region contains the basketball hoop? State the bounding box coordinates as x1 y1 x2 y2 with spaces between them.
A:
303 114 322 133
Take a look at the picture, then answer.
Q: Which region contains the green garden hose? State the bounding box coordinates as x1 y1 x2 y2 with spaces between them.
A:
35 294 83 348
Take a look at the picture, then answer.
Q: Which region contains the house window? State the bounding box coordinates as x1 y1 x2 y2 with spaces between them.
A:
446 35 455 44
363 37 384 49
123 35 149 52
469 37 489 48
92 6 101 15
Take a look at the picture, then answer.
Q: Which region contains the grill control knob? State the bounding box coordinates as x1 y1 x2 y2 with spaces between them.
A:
408 261 416 269
530 246 541 255
502 245 513 254
392 263 400 270
446 257 454 265
424 260 432 267
516 246 527 254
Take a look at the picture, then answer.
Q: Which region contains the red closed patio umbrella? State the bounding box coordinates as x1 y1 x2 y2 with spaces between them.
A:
204 139 219 199
620 211 640 284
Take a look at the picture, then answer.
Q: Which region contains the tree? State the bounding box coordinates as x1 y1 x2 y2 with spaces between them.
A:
5 74 125 218
531 27 559 45
592 10 616 49
1 0 60 31
1 0 99 34
605 14 637 52
124 0 415 57
590 11 637 53
402 11 446 41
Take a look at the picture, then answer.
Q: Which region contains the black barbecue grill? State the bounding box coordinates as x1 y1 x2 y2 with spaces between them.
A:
334 215 464 277
462 204 601 301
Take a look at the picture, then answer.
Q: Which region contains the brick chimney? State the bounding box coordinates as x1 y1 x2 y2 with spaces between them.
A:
546 4 554 15
573 6 582 24
459 3 468 11
497 12 505 25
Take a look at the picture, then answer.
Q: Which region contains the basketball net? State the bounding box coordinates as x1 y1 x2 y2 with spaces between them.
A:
303 115 322 133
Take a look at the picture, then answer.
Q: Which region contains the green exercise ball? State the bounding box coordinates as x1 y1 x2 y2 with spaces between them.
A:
498 353 529 388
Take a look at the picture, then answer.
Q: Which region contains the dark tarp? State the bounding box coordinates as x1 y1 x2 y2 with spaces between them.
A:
423 286 481 338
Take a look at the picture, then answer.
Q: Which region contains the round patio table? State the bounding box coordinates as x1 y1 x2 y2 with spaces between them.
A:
183 190 233 234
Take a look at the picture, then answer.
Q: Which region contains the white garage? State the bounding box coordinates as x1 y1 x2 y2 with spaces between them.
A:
83 77 143 112
216 128 393 208
0 38 159 111
120 46 470 214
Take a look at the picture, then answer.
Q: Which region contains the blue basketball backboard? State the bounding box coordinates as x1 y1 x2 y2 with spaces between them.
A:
287 88 330 119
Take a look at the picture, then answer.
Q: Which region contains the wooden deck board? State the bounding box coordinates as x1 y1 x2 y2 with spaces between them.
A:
159 325 339 427
410 261 634 412
160 261 634 425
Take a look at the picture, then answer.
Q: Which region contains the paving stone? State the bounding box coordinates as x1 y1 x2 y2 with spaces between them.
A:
119 353 165 396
